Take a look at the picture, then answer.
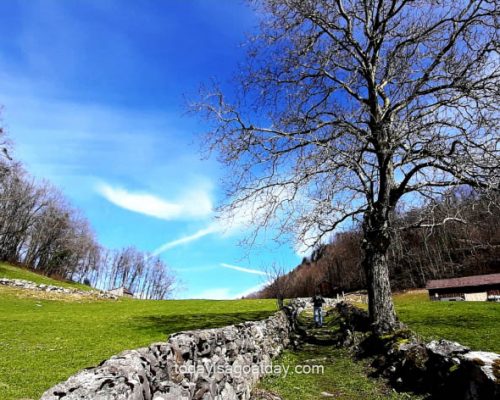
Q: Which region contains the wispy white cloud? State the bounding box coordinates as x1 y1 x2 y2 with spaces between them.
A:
151 225 218 256
220 263 267 276
149 194 267 256
149 207 248 256
96 182 213 221
149 179 300 256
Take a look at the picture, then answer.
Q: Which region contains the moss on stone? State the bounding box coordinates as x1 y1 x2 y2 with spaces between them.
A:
448 364 459 373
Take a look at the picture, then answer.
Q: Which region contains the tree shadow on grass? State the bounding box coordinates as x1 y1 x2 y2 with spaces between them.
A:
127 310 276 336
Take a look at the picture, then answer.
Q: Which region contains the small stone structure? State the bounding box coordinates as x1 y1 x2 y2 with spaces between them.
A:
108 286 134 298
0 278 117 299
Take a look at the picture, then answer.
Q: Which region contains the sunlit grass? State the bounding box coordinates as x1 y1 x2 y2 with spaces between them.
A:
345 290 499 352
1 263 498 399
0 272 276 400
394 290 500 352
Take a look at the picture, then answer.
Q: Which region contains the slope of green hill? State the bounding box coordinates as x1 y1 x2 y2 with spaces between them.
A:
0 263 92 291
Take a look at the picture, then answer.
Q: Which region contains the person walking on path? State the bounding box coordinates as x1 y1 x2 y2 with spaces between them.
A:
312 292 326 327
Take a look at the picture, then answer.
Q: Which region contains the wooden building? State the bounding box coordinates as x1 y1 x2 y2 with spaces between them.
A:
426 273 500 302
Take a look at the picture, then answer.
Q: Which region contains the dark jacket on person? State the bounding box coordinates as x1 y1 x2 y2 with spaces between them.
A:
312 295 325 308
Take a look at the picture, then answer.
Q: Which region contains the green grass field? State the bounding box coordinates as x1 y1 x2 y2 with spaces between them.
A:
0 272 276 399
394 291 500 353
0 264 498 399
349 291 500 353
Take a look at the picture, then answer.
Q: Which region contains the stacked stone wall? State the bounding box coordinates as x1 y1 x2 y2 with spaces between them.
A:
41 301 310 400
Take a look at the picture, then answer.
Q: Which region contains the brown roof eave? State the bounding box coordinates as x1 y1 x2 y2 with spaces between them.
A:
426 273 500 290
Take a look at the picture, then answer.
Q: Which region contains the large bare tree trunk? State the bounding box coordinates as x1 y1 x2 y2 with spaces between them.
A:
362 209 400 335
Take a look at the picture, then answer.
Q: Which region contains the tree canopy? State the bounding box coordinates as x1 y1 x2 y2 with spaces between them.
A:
195 0 499 332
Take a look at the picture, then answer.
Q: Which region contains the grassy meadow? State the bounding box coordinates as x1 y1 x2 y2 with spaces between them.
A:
0 264 276 399
394 290 500 353
0 264 499 399
349 290 500 353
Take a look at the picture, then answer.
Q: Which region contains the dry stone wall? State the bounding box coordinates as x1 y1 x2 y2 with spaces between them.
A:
39 297 499 399
40 300 312 400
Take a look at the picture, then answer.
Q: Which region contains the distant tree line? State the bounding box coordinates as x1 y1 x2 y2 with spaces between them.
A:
256 189 500 299
0 128 175 299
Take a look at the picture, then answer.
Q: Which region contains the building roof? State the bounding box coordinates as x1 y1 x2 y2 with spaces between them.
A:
109 286 133 295
426 273 500 290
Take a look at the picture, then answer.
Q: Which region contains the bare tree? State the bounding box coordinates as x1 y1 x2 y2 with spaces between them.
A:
263 262 291 308
0 125 177 298
0 119 12 173
194 0 499 333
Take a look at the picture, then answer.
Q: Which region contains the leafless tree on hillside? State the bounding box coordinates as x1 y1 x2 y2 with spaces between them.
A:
263 262 292 308
0 124 13 179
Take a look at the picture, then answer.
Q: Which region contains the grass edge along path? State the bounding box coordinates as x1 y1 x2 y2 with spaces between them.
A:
257 308 422 400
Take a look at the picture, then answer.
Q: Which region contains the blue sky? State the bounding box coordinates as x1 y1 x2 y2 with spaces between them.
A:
0 0 303 299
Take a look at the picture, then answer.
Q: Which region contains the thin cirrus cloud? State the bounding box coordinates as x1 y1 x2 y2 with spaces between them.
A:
151 225 219 256
139 183 301 257
233 282 269 299
149 190 278 255
190 282 268 299
219 263 267 276
186 265 269 300
96 182 213 221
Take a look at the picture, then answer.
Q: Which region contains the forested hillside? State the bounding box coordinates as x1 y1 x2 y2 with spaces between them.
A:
0 128 175 299
258 189 500 298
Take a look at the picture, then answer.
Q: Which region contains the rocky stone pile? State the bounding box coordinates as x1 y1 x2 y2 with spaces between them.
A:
288 297 339 309
0 278 117 299
386 338 500 399
41 304 302 400
335 302 500 400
